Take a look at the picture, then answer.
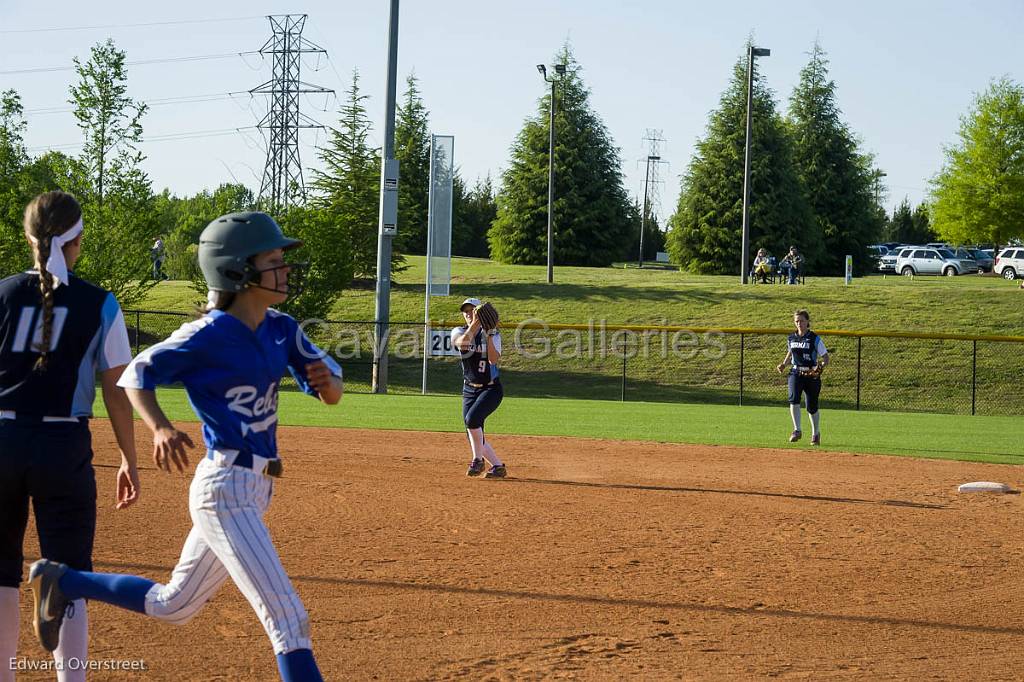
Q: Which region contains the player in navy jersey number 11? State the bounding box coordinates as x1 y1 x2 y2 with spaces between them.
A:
0 191 139 682
452 298 507 478
776 309 829 445
27 212 342 682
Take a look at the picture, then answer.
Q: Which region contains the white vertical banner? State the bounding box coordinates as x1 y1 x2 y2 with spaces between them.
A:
423 134 455 394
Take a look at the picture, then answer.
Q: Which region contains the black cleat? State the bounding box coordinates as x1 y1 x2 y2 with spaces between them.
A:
789 430 802 443
28 559 70 652
484 464 507 479
466 459 485 477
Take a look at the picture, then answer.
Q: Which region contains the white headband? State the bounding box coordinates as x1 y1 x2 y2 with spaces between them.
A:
27 218 83 288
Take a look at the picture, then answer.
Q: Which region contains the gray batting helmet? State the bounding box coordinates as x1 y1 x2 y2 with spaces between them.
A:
198 212 301 292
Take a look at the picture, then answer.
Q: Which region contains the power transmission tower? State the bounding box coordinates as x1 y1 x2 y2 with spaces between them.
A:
250 14 333 212
638 129 668 268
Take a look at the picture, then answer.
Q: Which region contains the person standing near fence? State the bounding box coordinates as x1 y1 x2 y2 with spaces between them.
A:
26 211 342 682
0 191 140 682
452 298 507 478
150 237 165 280
776 309 829 445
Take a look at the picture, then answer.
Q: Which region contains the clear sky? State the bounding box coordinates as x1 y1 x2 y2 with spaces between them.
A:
2 0 1021 224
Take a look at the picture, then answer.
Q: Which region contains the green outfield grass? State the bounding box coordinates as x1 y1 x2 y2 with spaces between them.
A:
139 256 1024 335
95 388 1024 466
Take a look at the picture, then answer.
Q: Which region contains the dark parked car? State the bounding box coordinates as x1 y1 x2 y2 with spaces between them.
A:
968 248 994 272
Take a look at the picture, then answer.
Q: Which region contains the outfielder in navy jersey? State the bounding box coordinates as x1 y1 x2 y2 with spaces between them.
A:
776 309 829 445
1 191 139 681
452 298 507 478
28 212 342 682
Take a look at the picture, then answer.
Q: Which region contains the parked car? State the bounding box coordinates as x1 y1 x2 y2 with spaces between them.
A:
968 248 994 273
946 247 981 273
866 244 888 267
878 246 914 273
896 247 977 276
995 247 1024 279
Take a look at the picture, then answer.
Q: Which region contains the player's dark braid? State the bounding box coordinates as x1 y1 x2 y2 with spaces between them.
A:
24 191 82 371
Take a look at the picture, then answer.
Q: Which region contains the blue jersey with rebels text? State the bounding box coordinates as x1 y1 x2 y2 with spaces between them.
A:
118 308 342 459
0 272 132 417
451 327 501 385
787 330 827 373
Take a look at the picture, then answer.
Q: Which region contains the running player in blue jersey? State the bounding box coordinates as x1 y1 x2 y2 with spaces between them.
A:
452 298 506 478
0 191 139 682
27 212 342 682
776 309 829 445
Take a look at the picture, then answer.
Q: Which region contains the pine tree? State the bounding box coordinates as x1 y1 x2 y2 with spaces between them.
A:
394 74 431 255
787 42 884 275
489 45 635 267
667 46 816 274
453 173 497 258
312 69 397 280
886 198 936 244
911 202 934 244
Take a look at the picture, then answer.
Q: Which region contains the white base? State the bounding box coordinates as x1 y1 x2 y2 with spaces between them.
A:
958 481 1013 493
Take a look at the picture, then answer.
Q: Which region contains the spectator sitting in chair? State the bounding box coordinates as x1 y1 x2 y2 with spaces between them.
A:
780 246 804 285
752 248 773 283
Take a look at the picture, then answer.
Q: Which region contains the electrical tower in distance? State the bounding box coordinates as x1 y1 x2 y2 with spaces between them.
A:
250 14 333 212
638 129 668 268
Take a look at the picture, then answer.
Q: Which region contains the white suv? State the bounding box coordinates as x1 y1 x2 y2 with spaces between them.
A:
896 247 978 277
995 247 1024 279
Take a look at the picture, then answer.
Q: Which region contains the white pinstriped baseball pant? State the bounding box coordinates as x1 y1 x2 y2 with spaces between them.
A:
141 458 311 654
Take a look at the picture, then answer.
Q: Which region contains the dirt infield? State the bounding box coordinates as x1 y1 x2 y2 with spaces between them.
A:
16 422 1024 680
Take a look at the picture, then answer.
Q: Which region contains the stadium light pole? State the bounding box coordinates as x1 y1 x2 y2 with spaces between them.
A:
740 45 770 285
372 0 400 393
538 63 566 284
874 170 887 206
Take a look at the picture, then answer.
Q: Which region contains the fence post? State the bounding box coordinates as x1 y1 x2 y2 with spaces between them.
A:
620 336 627 402
971 339 977 416
134 311 141 356
856 336 862 411
739 333 744 406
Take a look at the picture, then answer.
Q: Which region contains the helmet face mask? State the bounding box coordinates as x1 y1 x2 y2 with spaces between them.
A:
250 259 308 298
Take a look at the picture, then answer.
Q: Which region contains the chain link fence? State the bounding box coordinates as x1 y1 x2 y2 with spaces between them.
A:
125 311 1024 416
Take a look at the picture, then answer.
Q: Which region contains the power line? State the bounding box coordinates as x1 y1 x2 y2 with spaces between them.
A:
25 126 258 152
0 16 264 34
23 91 254 115
0 51 260 76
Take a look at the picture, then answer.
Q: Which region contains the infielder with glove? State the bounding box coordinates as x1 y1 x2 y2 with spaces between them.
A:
0 191 139 682
452 298 507 478
27 212 342 682
776 309 828 445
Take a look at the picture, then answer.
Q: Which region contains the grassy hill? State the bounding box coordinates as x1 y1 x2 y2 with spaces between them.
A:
140 256 1024 335
133 258 1024 414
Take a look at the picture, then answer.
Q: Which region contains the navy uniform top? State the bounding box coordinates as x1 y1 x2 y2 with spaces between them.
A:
787 330 827 374
118 308 342 460
0 272 132 418
450 327 501 386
